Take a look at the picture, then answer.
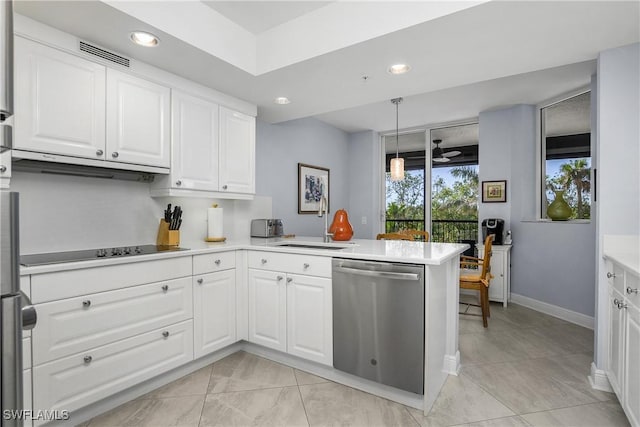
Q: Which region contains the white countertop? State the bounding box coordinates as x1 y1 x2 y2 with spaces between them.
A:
20 236 469 275
603 235 640 275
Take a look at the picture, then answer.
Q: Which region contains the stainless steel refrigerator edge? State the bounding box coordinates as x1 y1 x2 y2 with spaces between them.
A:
2 1 36 426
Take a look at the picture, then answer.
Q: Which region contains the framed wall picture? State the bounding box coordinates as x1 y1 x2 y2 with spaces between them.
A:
298 163 329 214
482 180 507 203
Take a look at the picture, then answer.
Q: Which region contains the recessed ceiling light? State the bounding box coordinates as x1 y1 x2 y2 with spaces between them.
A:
274 97 290 105
388 64 411 75
130 31 160 47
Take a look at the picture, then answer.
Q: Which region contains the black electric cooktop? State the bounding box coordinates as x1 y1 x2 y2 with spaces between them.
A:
20 245 189 267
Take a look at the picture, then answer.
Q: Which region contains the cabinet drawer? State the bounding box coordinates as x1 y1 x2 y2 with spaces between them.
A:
31 256 192 303
607 261 625 294
248 251 331 278
193 251 236 275
33 320 193 415
32 277 192 365
626 272 640 308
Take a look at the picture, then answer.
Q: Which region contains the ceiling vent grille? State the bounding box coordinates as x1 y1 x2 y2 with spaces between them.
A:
79 41 130 68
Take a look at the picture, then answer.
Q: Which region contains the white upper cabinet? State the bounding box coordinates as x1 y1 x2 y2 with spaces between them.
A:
170 90 219 191
219 106 255 194
106 69 170 168
15 37 106 159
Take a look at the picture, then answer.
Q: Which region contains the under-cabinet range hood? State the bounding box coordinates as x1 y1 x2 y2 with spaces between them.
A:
12 158 156 182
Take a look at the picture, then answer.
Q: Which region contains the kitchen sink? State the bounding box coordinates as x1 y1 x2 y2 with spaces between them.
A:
273 242 355 250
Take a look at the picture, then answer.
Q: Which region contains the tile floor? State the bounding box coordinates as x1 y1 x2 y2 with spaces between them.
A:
80 302 630 426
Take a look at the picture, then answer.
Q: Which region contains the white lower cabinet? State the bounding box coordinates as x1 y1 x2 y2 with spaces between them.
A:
606 259 640 426
24 369 32 427
33 320 193 418
194 269 237 358
478 244 511 307
248 251 332 366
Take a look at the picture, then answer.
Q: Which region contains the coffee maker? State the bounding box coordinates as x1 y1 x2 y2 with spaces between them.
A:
482 218 505 245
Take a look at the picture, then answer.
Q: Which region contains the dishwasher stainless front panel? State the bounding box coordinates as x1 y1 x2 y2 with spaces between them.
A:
332 258 424 394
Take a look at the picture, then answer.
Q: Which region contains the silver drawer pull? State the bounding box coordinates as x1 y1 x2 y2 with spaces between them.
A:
82 300 91 308
0 165 6 173
162 285 169 292
277 275 284 281
222 185 228 190
261 259 267 264
303 263 310 269
197 278 204 284
627 287 639 295
614 298 620 306
287 277 293 283
215 259 221 266
83 355 92 364
96 149 103 156
607 272 616 279
162 331 170 338
618 302 628 310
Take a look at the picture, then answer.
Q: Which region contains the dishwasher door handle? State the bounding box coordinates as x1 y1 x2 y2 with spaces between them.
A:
334 266 419 281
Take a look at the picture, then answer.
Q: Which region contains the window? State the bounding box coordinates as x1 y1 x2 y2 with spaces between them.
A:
540 90 591 220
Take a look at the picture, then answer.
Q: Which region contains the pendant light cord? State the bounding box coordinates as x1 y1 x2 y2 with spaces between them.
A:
395 100 399 158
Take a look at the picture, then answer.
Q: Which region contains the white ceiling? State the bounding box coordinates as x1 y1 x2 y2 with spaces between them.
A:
14 1 639 134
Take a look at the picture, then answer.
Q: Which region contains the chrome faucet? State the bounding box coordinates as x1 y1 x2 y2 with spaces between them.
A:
318 195 333 243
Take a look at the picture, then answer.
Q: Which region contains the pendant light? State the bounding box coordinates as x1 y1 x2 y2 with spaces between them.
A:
390 97 404 181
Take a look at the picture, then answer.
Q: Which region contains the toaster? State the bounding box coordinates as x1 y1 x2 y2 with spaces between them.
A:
251 219 284 237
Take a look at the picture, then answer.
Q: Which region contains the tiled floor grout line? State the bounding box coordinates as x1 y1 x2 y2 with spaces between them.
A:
296 385 312 427
403 405 422 427
453 370 523 418
195 395 207 427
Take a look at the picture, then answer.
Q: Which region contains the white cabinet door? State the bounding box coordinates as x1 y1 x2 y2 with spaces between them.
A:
248 269 286 352
219 106 255 194
15 37 106 159
171 91 219 191
106 69 170 167
625 301 640 426
488 252 504 302
0 150 11 189
286 274 332 366
24 369 32 427
193 270 236 358
608 287 625 396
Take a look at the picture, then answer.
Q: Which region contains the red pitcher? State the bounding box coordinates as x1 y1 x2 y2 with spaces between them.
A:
329 209 354 241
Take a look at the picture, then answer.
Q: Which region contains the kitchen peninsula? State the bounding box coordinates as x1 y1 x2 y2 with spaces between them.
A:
20 237 467 426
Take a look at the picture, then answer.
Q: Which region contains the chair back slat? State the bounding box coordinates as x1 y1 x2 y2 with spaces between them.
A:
480 235 494 281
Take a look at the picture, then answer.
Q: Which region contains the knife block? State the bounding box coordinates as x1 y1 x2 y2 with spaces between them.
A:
156 219 180 246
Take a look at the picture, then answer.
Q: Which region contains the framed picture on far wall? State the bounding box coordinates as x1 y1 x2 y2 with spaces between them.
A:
298 163 329 214
482 180 507 203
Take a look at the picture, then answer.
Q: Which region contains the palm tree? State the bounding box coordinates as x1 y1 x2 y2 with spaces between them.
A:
559 159 591 218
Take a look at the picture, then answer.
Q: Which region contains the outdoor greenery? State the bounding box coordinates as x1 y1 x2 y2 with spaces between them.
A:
545 158 591 219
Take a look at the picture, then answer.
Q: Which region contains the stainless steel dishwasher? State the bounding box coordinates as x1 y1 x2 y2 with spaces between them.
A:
332 258 424 394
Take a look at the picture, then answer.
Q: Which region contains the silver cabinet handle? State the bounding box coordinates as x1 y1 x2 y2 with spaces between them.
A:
287 277 293 283
197 278 204 284
162 285 169 292
84 355 92 364
0 165 6 173
222 185 228 190
215 259 221 266
334 265 420 281
261 259 267 264
627 287 639 295
607 272 616 279
303 263 310 269
162 331 170 338
112 151 119 158
83 300 91 308
277 275 284 281
176 180 182 186
614 298 620 306
618 302 628 310
96 149 103 156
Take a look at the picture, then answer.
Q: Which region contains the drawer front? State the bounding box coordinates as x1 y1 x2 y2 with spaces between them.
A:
247 251 331 277
32 277 192 365
33 320 193 414
626 271 640 308
607 260 625 294
31 256 192 303
193 251 236 275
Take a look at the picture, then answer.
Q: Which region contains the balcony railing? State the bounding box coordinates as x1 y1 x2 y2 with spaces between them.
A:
385 218 478 243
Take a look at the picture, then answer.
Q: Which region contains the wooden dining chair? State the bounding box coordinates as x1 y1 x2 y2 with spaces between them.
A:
459 234 494 327
398 229 429 241
375 233 413 241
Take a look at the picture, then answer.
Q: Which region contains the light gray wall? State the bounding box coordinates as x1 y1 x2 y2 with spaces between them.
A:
11 171 271 254
256 117 350 237
347 130 381 239
479 105 596 317
594 42 640 366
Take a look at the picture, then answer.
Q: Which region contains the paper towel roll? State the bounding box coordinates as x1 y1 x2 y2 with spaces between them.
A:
207 207 223 238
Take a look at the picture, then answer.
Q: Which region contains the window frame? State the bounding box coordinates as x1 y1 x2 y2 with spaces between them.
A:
536 86 592 221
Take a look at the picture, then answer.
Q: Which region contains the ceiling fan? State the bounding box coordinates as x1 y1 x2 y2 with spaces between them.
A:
432 139 461 163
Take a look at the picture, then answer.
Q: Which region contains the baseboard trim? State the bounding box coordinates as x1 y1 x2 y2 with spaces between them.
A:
589 362 613 392
443 351 461 376
510 293 594 330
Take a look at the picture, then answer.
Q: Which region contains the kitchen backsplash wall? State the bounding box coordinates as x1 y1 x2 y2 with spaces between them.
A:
11 171 271 254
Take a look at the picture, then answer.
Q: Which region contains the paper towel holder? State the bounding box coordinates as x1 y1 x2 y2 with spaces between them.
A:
205 237 226 243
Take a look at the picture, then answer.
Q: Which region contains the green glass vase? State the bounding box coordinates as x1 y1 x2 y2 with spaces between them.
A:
547 190 572 221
